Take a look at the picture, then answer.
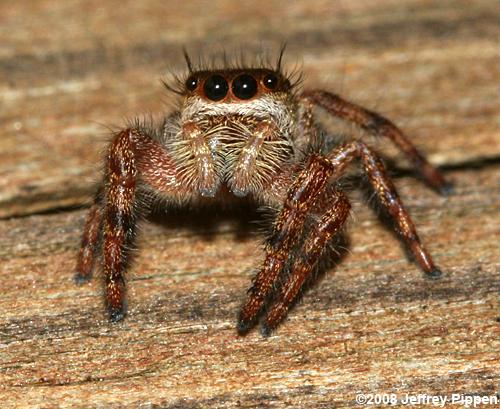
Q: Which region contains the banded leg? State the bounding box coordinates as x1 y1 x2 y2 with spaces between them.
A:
75 186 104 283
103 129 140 321
329 141 442 278
75 125 180 321
301 90 452 194
102 126 182 320
237 154 335 333
263 189 351 335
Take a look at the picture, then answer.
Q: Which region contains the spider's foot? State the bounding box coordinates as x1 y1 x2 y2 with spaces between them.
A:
260 304 287 337
237 300 264 335
74 272 91 285
260 322 274 338
236 316 256 335
439 181 454 197
425 268 443 280
108 307 127 322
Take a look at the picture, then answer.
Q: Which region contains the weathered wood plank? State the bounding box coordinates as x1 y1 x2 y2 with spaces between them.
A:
0 0 499 408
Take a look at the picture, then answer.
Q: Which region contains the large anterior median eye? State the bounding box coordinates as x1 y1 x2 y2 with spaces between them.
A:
204 75 229 101
232 74 258 100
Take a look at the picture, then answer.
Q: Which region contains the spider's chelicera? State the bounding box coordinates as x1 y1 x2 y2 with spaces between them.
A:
75 50 451 336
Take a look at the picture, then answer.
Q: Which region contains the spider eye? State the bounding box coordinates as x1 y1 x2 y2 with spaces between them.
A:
204 75 229 101
263 73 279 90
185 76 198 91
232 74 258 100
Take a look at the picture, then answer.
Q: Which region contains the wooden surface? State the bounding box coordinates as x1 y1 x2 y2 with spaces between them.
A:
1 1 499 408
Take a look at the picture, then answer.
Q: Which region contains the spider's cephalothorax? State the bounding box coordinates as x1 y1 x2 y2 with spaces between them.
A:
170 67 298 199
75 52 451 336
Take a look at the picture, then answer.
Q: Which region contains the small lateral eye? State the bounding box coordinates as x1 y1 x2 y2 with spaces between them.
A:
263 73 278 90
185 76 198 91
232 74 258 100
204 75 229 101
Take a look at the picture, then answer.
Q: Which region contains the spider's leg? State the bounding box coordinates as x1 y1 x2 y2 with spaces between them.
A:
301 90 452 195
101 128 180 321
262 189 350 335
329 141 443 278
101 129 141 321
237 154 334 333
75 186 104 283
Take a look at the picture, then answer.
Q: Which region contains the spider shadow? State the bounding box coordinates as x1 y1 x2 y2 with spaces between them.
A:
289 231 352 302
144 196 263 243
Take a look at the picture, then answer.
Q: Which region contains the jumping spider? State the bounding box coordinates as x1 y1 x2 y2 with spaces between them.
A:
75 50 450 335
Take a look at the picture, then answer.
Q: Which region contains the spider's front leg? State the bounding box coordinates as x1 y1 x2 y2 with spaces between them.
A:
238 155 350 335
301 90 452 195
75 127 179 321
100 130 141 321
262 188 350 334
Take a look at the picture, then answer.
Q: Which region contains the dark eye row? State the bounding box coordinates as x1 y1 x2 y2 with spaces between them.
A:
185 73 279 101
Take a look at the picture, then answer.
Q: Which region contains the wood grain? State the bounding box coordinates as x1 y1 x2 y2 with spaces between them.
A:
0 0 498 408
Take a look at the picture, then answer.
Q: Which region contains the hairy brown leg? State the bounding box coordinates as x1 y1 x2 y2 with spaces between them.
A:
75 123 181 321
328 141 442 278
75 186 104 283
101 128 181 321
301 90 452 194
295 97 318 152
262 189 351 335
237 154 335 333
102 129 140 321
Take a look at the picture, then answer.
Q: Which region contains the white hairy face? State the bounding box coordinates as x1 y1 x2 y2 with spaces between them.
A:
181 92 298 142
